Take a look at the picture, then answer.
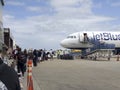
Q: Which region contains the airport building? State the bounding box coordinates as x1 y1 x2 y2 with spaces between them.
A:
4 28 14 49
0 0 4 51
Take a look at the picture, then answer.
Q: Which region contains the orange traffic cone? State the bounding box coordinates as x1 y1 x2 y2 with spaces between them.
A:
27 60 34 90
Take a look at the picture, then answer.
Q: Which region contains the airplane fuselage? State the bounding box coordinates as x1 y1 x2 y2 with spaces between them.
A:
60 31 120 49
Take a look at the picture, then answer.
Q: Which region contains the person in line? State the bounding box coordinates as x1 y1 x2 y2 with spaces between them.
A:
38 49 42 62
33 49 38 66
16 48 27 77
23 49 28 72
0 55 21 90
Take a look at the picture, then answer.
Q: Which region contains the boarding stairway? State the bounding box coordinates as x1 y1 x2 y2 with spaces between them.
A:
81 39 115 59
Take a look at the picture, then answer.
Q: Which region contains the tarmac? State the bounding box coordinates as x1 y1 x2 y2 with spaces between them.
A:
20 58 120 90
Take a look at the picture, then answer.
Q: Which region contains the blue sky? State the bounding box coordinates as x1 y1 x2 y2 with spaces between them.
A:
3 0 120 50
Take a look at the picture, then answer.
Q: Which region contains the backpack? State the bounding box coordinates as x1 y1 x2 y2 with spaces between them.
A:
18 52 26 64
0 80 8 90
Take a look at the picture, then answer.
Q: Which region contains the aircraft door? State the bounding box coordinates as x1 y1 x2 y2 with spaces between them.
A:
78 33 89 43
83 33 89 42
78 33 83 42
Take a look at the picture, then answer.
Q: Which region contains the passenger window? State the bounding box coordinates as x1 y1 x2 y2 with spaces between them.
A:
67 36 76 39
67 36 70 38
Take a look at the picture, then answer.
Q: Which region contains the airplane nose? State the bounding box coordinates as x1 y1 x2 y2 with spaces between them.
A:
60 40 65 47
60 39 67 48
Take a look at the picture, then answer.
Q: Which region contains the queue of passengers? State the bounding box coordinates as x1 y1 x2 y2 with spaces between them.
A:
10 47 55 77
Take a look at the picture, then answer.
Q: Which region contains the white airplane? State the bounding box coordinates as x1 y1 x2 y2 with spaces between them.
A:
60 31 120 49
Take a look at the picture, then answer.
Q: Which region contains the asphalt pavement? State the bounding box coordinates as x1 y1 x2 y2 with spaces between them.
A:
23 58 120 90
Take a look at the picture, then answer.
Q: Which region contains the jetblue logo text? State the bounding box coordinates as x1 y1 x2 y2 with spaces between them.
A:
93 33 120 40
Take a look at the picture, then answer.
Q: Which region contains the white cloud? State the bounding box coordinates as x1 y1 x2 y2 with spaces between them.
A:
50 0 92 16
6 1 25 6
111 2 120 7
26 6 42 12
3 15 15 21
93 3 102 8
